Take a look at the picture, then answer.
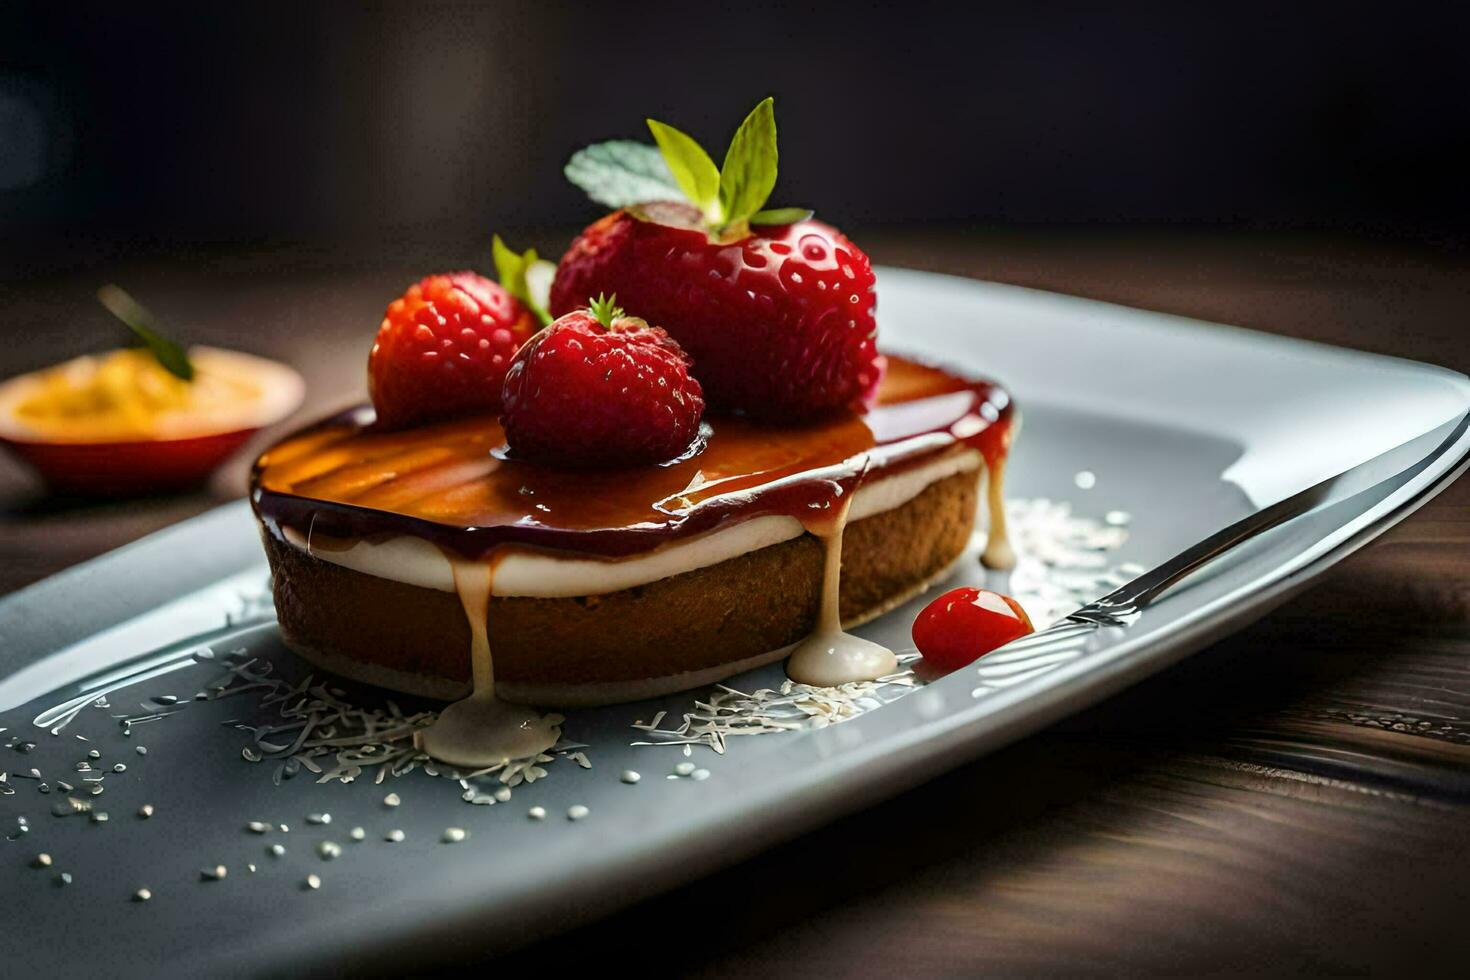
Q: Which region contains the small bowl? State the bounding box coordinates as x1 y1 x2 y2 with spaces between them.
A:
0 348 304 496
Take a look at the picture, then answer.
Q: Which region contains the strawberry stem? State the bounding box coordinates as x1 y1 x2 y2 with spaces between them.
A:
587 293 623 329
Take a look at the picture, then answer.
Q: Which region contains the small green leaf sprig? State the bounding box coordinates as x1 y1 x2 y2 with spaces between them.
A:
96 284 195 382
491 235 555 326
564 97 813 239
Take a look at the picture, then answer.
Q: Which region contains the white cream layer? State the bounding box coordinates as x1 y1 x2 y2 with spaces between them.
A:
281 448 983 599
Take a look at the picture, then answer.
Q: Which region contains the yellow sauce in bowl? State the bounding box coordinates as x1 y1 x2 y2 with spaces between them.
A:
0 347 303 443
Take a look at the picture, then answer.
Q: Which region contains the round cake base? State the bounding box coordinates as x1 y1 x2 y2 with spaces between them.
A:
261 469 979 706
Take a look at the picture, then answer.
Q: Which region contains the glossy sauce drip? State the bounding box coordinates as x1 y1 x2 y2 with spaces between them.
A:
784 486 899 686
413 554 562 766
252 356 1013 561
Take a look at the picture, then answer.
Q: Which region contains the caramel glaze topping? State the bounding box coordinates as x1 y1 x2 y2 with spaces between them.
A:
251 355 1014 561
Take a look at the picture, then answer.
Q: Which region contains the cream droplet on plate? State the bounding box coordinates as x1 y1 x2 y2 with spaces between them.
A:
415 557 562 768
785 489 897 686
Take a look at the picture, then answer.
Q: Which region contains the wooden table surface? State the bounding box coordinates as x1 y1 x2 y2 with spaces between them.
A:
3 231 1468 974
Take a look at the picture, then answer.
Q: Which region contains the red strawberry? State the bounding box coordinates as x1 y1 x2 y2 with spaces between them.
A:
369 268 537 429
555 98 882 419
550 207 880 419
500 295 705 467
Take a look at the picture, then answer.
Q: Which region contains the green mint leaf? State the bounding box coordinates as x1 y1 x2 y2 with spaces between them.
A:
525 259 556 326
564 140 681 209
750 207 813 226
646 118 721 221
96 284 195 382
718 97 778 227
491 233 525 292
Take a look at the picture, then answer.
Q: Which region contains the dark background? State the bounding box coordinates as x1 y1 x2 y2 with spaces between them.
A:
4 0 1470 267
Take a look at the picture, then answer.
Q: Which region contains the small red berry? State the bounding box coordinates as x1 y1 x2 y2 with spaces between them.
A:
912 587 1034 672
369 272 536 429
500 295 705 468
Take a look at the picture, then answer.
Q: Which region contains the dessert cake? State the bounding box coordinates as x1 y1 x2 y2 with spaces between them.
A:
248 98 1018 766
254 355 1013 697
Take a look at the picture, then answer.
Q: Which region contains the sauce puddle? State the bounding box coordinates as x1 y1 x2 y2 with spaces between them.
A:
414 554 562 767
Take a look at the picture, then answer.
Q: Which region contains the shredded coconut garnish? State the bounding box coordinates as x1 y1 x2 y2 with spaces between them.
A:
632 654 923 753
102 646 591 804
1004 497 1137 628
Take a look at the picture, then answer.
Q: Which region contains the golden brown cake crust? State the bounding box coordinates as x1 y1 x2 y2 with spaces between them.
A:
263 469 978 705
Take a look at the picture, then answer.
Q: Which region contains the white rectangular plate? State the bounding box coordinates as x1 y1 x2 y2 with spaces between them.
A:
2 269 1467 976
